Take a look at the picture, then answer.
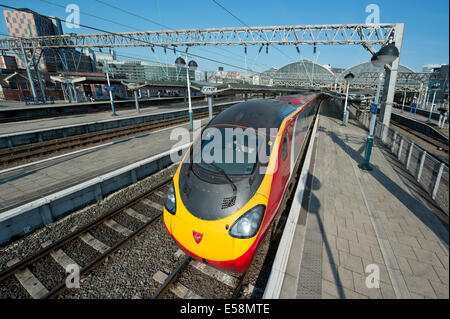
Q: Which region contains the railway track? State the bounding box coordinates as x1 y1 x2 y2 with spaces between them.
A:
352 103 448 157
0 109 224 169
150 253 251 299
0 178 172 299
390 119 449 154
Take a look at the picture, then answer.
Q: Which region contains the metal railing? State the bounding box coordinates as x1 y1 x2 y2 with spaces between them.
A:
359 110 449 216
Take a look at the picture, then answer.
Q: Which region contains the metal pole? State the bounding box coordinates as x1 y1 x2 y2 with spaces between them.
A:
391 131 397 153
397 136 404 161
342 81 350 125
416 150 427 183
359 67 383 171
185 53 193 131
432 163 444 200
406 142 414 170
71 83 79 102
428 90 436 122
401 90 406 112
207 95 213 120
106 72 117 116
422 86 428 109
30 46 46 104
19 39 38 102
134 90 140 113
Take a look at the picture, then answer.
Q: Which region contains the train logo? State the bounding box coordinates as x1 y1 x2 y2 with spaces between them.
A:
193 231 203 244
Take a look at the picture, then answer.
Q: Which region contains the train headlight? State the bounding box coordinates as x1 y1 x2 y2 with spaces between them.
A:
165 181 176 215
229 205 265 239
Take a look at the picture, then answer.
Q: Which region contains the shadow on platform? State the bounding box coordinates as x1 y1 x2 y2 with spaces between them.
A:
325 128 449 246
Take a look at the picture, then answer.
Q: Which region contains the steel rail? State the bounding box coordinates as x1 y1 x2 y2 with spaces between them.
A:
0 178 172 288
150 255 191 299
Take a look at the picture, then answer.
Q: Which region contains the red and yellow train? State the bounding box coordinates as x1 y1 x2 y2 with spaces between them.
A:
163 93 323 273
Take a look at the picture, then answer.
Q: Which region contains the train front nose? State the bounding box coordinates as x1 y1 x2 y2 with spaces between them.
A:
163 207 256 273
164 207 233 260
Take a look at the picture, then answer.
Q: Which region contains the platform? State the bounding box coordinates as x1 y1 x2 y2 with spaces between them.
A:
392 107 449 138
0 97 237 136
279 98 449 299
0 119 200 213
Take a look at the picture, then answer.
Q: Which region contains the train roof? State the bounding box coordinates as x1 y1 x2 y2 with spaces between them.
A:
208 93 318 132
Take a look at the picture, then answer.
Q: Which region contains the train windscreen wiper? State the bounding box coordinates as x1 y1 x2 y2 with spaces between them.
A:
202 161 237 192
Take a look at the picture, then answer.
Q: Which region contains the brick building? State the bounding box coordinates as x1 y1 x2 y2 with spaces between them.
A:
3 8 96 73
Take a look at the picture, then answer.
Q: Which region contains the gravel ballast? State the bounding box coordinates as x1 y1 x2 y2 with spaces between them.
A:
0 164 177 273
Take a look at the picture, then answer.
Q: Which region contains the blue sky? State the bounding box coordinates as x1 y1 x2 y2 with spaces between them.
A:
0 0 448 73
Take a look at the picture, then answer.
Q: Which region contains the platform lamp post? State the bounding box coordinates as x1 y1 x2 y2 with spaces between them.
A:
188 59 199 119
359 43 399 171
105 63 117 116
176 56 194 131
401 89 407 113
428 83 440 123
342 72 355 126
105 71 117 116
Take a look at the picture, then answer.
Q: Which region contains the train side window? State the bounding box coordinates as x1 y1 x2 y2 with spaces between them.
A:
281 132 288 161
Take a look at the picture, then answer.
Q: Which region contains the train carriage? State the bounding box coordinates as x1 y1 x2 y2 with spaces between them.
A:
163 93 322 273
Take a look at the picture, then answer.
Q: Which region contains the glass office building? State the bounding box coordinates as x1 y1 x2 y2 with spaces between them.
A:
100 60 195 83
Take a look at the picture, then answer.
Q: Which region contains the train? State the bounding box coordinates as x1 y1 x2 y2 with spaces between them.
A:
163 92 323 273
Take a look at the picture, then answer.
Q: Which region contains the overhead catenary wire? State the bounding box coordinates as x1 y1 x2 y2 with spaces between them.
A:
91 0 270 71
211 0 296 64
0 4 254 73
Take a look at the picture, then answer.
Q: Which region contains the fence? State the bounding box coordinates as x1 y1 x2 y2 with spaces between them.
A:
359 110 449 216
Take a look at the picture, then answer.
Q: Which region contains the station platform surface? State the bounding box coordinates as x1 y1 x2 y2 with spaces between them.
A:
0 96 197 111
280 99 449 299
0 119 200 212
0 97 237 136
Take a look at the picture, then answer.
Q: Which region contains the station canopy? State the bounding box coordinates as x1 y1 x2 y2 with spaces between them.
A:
261 59 421 90
262 59 336 87
337 61 421 89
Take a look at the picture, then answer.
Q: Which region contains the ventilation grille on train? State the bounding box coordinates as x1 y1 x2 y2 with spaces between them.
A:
221 196 236 209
